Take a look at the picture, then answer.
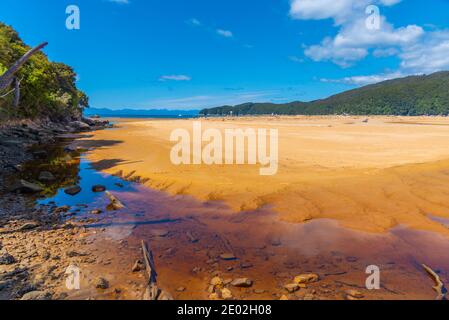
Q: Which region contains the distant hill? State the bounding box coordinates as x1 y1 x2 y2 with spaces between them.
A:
85 107 199 117
200 71 449 116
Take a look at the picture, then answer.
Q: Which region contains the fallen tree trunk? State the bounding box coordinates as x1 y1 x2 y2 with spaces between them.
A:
141 240 173 300
422 264 446 300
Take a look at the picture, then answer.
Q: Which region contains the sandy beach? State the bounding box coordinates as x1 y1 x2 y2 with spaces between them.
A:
83 116 449 235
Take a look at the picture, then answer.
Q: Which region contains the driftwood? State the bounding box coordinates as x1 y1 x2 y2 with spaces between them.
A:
105 191 125 210
141 240 173 300
0 42 48 92
422 264 446 300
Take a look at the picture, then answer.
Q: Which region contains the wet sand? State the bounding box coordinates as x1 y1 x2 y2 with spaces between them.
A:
83 116 449 234
28 115 444 300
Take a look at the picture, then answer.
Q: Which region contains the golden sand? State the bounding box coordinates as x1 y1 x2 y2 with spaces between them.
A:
82 116 449 234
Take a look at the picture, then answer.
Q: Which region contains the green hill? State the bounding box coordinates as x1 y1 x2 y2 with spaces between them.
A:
200 71 449 116
0 22 88 121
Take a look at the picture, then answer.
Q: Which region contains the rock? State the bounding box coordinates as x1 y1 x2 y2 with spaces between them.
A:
94 277 109 289
271 238 282 246
220 253 236 261
10 180 43 193
0 253 16 265
70 121 90 131
66 250 87 257
64 186 81 196
186 231 198 243
294 273 320 284
284 283 300 293
345 289 364 299
92 185 106 193
279 295 289 300
254 289 266 294
150 229 169 238
20 291 51 300
89 209 102 215
0 280 13 291
18 222 40 231
38 171 56 182
209 293 219 300
240 262 253 269
221 288 233 300
54 206 70 213
157 290 174 300
176 287 186 292
132 260 143 272
210 276 223 288
231 278 253 288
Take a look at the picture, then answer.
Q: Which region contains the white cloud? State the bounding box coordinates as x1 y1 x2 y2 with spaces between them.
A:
108 0 130 4
159 75 192 82
303 13 423 67
290 0 449 84
399 30 449 74
289 0 401 24
217 29 233 38
321 71 404 85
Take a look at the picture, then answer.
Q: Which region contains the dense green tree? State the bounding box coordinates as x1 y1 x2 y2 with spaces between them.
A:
0 22 88 121
201 72 449 116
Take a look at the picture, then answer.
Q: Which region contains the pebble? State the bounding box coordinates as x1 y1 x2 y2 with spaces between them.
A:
231 278 253 288
294 273 320 284
284 283 300 293
94 277 110 289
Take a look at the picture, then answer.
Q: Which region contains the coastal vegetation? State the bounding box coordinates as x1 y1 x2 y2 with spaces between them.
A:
200 71 449 116
0 22 88 122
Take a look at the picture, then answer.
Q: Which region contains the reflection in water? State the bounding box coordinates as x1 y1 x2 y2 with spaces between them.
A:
32 146 449 300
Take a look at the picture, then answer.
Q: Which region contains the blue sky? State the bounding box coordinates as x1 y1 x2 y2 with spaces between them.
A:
1 0 449 110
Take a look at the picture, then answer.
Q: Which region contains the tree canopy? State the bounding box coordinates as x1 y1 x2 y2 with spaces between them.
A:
0 22 88 121
201 72 449 116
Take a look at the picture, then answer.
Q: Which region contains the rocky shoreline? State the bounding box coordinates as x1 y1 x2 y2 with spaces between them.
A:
0 117 110 300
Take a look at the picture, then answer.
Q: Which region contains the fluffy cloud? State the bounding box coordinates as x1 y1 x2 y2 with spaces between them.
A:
290 0 401 24
159 75 192 81
291 0 449 85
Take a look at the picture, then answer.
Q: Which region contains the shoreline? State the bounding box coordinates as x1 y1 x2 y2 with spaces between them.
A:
1 116 449 300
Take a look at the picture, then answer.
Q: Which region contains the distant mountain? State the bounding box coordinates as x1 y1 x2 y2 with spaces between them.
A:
200 71 449 116
84 108 199 117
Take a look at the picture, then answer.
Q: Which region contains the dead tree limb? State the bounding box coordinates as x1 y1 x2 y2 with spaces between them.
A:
0 42 48 92
140 240 173 300
422 264 446 300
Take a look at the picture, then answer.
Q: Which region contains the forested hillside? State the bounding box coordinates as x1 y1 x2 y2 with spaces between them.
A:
0 22 88 121
200 72 449 116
